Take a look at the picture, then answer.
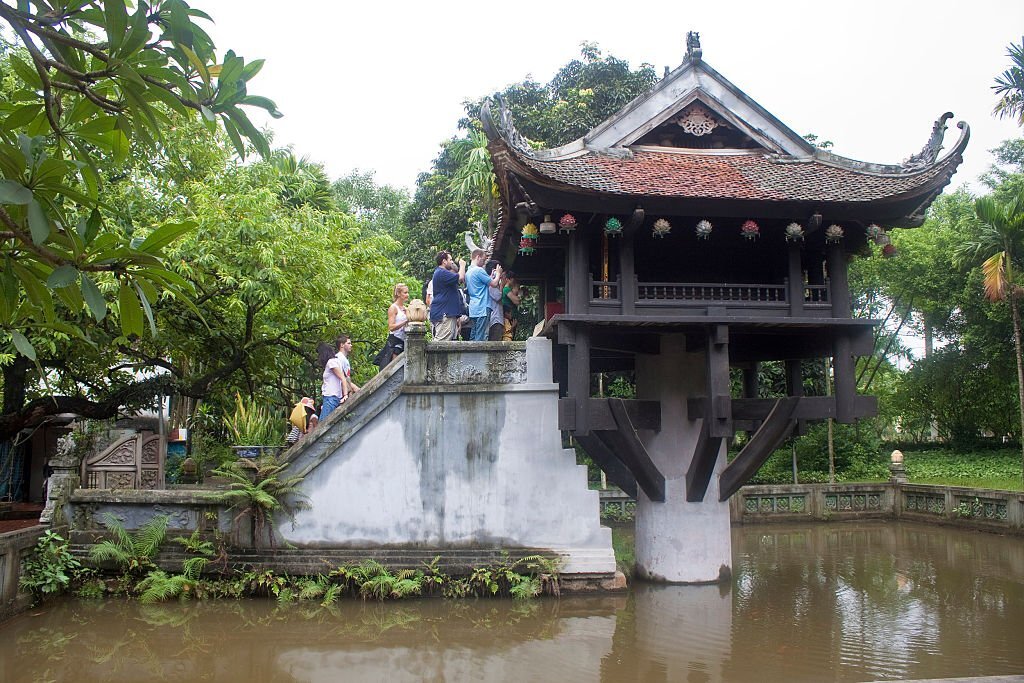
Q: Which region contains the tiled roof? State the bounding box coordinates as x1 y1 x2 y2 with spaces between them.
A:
515 149 960 203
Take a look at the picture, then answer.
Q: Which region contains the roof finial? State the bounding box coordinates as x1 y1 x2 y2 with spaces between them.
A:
686 31 702 61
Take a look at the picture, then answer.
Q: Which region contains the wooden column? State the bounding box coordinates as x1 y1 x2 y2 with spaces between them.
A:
787 241 803 317
566 324 591 435
827 243 855 423
826 243 851 318
706 324 732 438
785 359 807 436
566 229 589 315
620 207 643 315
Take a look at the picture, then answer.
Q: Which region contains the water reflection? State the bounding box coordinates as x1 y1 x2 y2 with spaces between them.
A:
2 521 1023 683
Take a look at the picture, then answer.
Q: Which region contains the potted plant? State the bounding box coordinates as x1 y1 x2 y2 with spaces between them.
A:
223 393 283 459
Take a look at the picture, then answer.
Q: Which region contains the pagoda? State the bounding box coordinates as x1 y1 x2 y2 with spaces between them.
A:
481 33 968 582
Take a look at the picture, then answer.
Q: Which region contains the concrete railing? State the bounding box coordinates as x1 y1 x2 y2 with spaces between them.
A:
596 482 1024 534
0 525 47 622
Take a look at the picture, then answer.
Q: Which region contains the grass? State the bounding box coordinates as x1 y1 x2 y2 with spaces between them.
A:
902 447 1023 491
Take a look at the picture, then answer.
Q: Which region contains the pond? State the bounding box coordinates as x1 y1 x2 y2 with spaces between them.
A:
2 520 1023 682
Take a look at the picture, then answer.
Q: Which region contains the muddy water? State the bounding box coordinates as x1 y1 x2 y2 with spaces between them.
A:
2 521 1023 683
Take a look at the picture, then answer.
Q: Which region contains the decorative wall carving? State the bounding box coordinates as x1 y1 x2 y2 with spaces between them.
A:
141 439 159 464
83 432 164 490
426 350 527 385
676 104 719 137
107 472 135 489
102 441 137 465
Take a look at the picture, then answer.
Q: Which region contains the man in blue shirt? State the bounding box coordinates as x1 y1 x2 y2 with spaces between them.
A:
429 250 465 341
465 249 502 341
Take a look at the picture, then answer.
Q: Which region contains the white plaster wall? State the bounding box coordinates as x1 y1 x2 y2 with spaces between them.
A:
283 376 614 574
634 335 733 583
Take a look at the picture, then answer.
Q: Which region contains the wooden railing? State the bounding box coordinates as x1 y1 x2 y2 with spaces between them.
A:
586 279 832 309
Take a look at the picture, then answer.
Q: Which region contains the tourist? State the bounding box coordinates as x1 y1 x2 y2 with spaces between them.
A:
319 335 359 421
318 340 345 422
486 261 505 341
375 283 410 369
429 250 466 341
285 397 317 446
466 249 501 341
502 272 522 341
337 333 360 402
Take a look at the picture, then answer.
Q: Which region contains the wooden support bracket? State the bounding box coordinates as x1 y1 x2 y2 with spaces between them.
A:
685 415 727 502
574 433 638 499
600 398 665 502
719 397 801 501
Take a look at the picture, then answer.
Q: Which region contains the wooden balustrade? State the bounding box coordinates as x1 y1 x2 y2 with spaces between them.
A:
585 279 832 311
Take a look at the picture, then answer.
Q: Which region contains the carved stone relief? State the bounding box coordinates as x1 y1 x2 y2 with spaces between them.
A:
141 439 159 464
106 472 135 489
427 351 527 385
102 440 137 465
140 469 158 489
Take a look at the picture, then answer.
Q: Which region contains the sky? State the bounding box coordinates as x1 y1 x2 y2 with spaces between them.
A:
206 0 1024 195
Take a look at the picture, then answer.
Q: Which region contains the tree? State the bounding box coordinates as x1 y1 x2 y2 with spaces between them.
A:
0 1 280 353
953 189 1024 481
993 37 1024 126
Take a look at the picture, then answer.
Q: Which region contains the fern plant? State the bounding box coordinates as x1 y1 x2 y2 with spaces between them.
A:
210 457 310 547
88 514 170 575
136 569 191 604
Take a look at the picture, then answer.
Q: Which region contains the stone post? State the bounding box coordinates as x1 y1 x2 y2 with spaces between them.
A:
40 430 81 527
405 322 428 384
889 449 907 484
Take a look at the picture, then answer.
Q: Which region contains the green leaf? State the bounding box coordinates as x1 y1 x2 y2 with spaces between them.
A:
27 199 50 244
0 180 32 205
138 221 196 254
81 274 107 321
3 104 43 129
8 55 42 89
134 281 157 337
118 282 142 336
46 265 80 289
240 95 283 119
104 0 129 53
10 330 36 360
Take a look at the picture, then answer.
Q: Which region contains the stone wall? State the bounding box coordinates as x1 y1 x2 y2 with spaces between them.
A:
280 329 617 577
0 525 45 622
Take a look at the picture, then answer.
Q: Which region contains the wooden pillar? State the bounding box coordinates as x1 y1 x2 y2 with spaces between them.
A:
566 324 591 435
566 230 589 315
826 244 851 318
833 333 856 423
706 324 732 438
787 241 803 317
742 364 759 399
620 233 636 315
620 207 643 315
785 359 807 435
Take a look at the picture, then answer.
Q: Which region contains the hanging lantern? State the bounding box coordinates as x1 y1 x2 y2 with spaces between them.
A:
866 223 883 240
825 224 844 243
785 222 804 242
518 237 535 255
695 219 713 239
558 213 577 233
740 220 760 241
652 218 672 238
875 232 891 246
521 222 539 240
604 217 623 236
519 222 538 255
539 214 557 235
882 243 897 258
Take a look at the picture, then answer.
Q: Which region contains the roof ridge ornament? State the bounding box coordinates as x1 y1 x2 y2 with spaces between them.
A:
901 112 954 173
482 97 533 155
686 31 702 62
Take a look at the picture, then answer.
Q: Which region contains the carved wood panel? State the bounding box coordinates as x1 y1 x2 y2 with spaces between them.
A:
82 432 165 490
